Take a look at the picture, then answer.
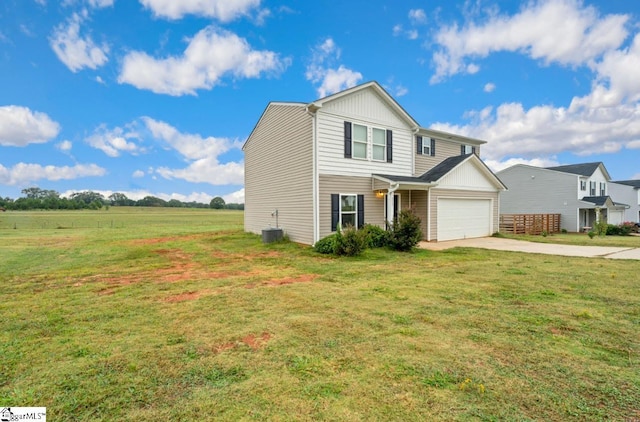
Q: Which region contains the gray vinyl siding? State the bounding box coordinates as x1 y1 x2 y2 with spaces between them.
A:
414 139 477 176
497 166 581 232
319 174 385 238
244 104 314 244
428 189 499 241
608 182 640 222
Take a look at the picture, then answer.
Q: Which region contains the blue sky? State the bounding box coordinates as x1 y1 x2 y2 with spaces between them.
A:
1 0 639 203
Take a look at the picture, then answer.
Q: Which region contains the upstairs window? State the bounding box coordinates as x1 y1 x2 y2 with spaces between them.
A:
353 124 368 159
372 128 386 161
416 136 435 156
461 144 476 155
580 180 586 191
590 181 596 196
600 182 606 196
344 122 393 162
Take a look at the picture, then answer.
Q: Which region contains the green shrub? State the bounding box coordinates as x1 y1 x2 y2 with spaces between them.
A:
606 224 621 236
618 222 634 236
362 224 389 248
388 209 423 252
314 234 337 254
335 225 367 257
561 228 568 234
587 231 596 239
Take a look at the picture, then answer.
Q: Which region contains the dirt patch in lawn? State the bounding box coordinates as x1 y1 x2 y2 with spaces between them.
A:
83 247 262 292
163 290 217 302
214 332 272 353
245 274 318 289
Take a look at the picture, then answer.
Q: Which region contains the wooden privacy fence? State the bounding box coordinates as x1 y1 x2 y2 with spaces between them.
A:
500 214 561 235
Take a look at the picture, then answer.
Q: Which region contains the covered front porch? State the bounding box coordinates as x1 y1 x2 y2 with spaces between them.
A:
579 196 629 231
371 154 507 242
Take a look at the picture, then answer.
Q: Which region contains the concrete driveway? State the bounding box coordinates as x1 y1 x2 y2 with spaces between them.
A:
419 237 640 260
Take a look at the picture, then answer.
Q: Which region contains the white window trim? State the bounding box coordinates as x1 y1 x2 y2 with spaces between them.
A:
371 126 387 162
580 180 586 191
600 182 606 196
339 193 358 228
590 181 596 196
422 142 431 156
463 144 474 154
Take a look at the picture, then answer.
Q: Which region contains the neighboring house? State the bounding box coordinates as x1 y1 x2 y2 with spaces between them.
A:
243 81 506 245
497 162 629 232
609 180 640 222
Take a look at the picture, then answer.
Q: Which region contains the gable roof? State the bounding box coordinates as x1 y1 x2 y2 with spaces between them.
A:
545 162 610 179
374 154 507 190
307 81 420 128
612 180 640 188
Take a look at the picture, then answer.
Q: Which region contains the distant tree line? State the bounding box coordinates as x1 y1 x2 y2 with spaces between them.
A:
0 188 244 211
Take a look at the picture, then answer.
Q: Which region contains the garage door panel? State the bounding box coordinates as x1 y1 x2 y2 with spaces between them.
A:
437 198 491 241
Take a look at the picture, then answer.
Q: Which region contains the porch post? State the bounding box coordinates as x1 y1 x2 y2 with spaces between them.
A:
386 192 395 228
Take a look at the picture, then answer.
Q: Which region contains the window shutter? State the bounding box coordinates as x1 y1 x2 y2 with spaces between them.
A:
472 146 476 155
461 145 465 155
430 138 436 157
344 122 352 159
357 194 365 229
386 130 393 163
416 136 423 155
331 194 339 231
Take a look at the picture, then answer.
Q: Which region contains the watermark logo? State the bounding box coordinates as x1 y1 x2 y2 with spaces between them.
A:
0 408 46 421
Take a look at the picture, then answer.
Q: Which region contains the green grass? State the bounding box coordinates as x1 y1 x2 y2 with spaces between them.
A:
502 232 640 247
1 208 639 421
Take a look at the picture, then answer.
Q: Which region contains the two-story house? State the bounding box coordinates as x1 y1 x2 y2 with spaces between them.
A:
243 81 506 245
497 162 629 232
609 180 640 223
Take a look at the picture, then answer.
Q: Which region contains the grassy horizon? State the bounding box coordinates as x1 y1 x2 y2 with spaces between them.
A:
1 208 638 421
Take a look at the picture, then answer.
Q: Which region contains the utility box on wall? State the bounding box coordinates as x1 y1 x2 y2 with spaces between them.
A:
262 228 283 243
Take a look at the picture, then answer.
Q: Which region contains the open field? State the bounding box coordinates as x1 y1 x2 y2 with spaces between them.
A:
1 208 639 421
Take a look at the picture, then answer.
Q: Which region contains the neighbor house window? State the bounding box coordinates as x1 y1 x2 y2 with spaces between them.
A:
590 181 596 196
600 182 606 196
353 124 368 159
461 144 476 155
372 128 386 161
580 180 586 191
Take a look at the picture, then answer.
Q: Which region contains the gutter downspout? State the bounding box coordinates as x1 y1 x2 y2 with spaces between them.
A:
306 105 320 244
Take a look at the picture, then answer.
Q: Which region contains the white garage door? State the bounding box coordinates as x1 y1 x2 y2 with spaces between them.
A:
608 210 624 225
437 198 492 241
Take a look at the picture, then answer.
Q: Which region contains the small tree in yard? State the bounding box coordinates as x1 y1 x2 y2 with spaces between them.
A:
388 208 423 251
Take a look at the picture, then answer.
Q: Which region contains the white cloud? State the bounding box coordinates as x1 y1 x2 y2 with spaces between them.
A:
223 188 244 203
484 82 496 93
132 170 145 178
409 9 427 24
430 0 629 83
56 140 73 151
142 117 244 185
306 38 363 98
0 163 106 186
62 0 114 7
426 1 640 167
0 106 60 147
96 75 105 84
139 0 260 21
392 24 403 37
118 26 287 96
86 123 144 157
50 12 109 72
